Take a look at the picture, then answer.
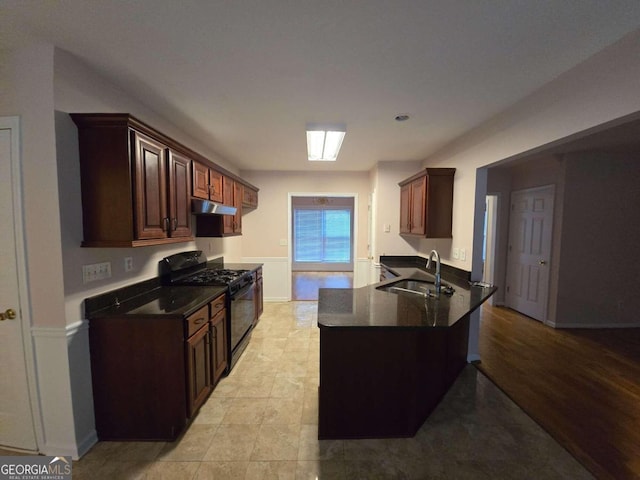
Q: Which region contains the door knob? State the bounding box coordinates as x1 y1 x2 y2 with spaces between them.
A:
0 308 16 321
539 260 547 265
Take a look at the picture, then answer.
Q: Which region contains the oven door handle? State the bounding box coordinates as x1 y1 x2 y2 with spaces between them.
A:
233 278 255 298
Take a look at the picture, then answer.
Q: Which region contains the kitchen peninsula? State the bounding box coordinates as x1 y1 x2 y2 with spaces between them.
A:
317 257 496 439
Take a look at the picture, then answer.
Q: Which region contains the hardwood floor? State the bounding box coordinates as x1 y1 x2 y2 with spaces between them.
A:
478 303 640 480
292 272 353 301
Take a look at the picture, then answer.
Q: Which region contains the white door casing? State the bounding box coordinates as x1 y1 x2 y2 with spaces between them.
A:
0 118 39 451
505 186 554 322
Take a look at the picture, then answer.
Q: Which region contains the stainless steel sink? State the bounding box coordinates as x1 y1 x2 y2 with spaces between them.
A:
377 279 435 297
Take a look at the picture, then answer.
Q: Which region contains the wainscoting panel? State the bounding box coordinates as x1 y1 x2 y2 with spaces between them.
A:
242 257 290 301
31 320 97 459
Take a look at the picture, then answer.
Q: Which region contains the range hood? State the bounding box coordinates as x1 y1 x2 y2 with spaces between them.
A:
192 198 237 215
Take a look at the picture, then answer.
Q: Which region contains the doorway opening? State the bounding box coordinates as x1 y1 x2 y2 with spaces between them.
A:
290 195 354 300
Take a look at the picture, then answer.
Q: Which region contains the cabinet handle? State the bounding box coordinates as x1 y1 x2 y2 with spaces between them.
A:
194 317 206 325
173 218 178 231
163 217 170 231
215 302 223 308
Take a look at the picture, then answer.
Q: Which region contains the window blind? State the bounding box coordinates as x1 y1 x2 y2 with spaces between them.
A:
293 208 351 263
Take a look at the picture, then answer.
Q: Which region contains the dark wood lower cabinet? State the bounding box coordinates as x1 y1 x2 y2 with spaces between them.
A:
88 293 227 441
211 309 228 384
318 315 470 439
186 320 213 418
254 268 263 325
89 316 188 440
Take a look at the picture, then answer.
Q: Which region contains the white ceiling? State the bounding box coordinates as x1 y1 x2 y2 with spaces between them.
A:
3 1 640 172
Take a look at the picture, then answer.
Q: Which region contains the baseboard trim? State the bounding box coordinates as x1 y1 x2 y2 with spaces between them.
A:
549 321 640 329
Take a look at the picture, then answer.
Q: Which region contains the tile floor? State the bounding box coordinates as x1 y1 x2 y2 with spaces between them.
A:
2 302 593 479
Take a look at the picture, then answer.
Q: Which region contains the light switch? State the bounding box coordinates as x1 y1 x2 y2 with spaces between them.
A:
460 249 466 261
383 224 391 233
453 248 459 259
124 257 133 272
279 239 288 246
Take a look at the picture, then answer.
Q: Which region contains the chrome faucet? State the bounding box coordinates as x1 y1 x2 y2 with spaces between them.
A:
426 250 441 295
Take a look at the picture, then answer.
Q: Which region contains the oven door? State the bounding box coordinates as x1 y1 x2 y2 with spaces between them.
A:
230 278 256 354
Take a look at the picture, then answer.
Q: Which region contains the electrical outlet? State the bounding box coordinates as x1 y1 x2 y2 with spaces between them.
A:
124 257 133 272
82 262 112 283
453 248 459 259
460 248 466 261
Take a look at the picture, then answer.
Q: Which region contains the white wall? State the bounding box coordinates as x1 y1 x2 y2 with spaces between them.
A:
417 31 640 334
370 161 423 259
54 49 245 324
240 170 371 299
1 41 89 459
556 152 640 327
418 31 640 279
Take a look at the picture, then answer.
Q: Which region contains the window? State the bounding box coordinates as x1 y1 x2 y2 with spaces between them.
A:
292 197 354 272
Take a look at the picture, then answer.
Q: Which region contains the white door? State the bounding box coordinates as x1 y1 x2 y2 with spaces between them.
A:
505 186 554 322
0 118 38 451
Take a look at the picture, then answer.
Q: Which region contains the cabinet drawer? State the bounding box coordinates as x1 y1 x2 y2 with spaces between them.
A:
186 305 210 338
210 294 226 317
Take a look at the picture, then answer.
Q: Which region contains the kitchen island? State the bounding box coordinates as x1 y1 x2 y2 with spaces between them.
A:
317 265 496 439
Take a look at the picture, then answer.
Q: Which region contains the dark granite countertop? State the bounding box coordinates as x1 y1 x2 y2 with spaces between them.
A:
217 262 263 273
86 285 228 319
318 258 496 329
84 261 262 320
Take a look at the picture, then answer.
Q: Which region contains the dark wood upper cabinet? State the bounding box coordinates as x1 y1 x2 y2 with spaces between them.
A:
209 169 224 204
192 161 224 204
71 114 194 247
242 185 259 209
71 113 259 243
399 168 455 238
192 161 210 199
168 150 193 238
133 132 168 240
196 176 243 237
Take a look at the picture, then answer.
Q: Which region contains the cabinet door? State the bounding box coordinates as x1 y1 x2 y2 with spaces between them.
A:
211 309 228 384
233 181 243 233
410 177 426 235
399 183 412 234
192 161 210 199
133 131 168 240
209 170 223 203
242 186 258 209
186 324 213 417
167 151 192 238
222 176 235 234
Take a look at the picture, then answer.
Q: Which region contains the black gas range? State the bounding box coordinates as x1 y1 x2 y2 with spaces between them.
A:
160 251 256 371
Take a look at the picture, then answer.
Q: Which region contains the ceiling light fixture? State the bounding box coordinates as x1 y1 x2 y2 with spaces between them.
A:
306 123 346 161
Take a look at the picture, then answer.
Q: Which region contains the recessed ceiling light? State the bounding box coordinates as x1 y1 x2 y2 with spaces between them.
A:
395 114 410 122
